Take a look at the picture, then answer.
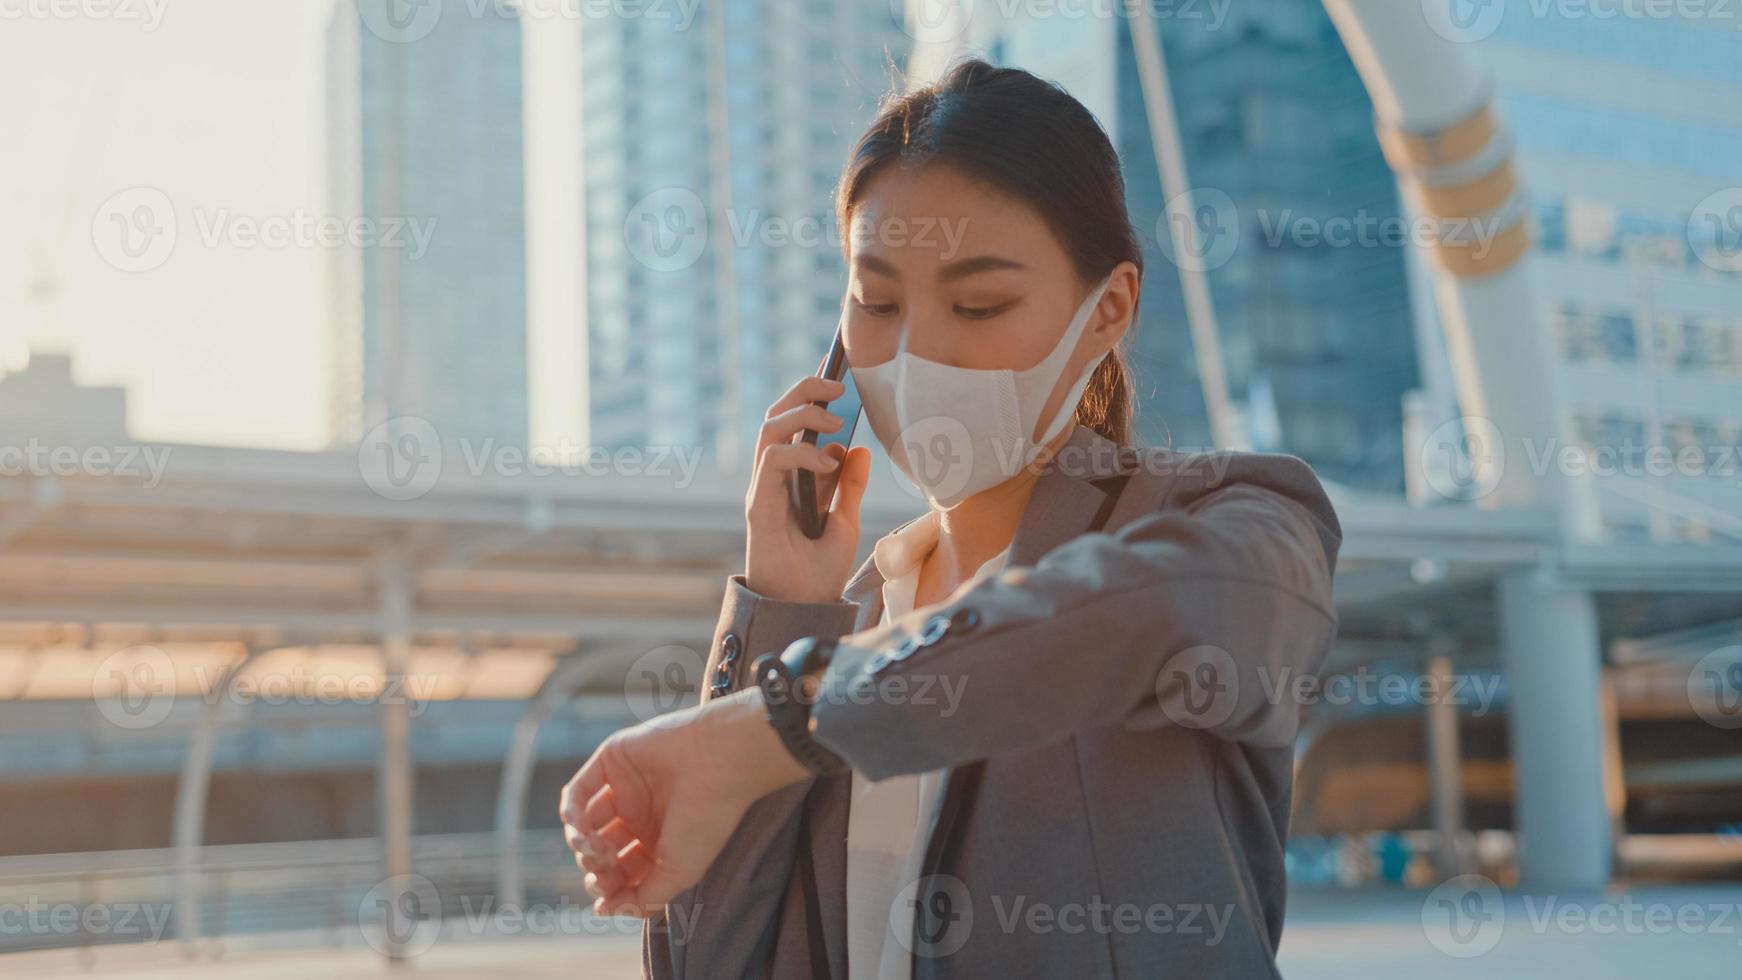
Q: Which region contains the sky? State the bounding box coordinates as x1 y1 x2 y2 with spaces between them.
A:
0 0 584 451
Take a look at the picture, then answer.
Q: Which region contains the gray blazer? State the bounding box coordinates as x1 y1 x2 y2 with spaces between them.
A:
643 425 1343 979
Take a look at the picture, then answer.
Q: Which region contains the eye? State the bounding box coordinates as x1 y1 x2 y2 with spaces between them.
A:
954 301 1013 321
855 300 899 317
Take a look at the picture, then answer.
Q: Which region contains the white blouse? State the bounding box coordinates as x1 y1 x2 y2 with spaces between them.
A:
844 511 1010 980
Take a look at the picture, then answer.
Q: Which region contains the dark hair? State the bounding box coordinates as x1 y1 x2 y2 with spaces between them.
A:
835 58 1143 446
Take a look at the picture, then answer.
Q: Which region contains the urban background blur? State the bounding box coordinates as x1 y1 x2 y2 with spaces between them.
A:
1 0 1740 976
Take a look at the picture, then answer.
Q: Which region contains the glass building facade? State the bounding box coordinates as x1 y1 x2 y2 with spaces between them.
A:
581 1 910 462
972 0 1421 494
327 0 530 449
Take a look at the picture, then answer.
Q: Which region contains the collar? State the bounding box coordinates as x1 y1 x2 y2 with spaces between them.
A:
870 509 941 586
843 424 1137 608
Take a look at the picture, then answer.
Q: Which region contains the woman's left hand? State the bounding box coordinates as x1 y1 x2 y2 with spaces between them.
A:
560 688 810 916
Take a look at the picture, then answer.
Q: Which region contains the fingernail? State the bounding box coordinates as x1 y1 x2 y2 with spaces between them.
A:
823 456 840 469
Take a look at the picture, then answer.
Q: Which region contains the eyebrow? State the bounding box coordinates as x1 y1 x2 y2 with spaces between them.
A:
853 253 1029 282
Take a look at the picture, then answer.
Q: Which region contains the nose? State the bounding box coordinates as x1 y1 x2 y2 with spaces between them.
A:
842 304 962 369
892 312 962 366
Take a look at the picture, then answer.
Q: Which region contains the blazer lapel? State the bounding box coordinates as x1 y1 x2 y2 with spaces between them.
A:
1007 424 1132 566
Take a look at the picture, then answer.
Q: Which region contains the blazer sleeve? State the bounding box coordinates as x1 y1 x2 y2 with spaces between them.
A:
642 574 860 979
808 450 1343 782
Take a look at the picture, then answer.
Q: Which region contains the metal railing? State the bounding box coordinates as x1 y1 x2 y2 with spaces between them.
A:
0 831 589 957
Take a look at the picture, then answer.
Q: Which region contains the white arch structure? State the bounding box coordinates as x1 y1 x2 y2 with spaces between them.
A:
1321 0 1613 888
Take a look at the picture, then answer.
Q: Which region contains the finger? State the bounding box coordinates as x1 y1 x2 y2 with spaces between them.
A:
567 828 616 880
754 401 844 462
585 782 619 828
747 442 841 519
825 445 873 537
577 850 614 877
811 441 849 507
584 867 628 900
559 759 608 833
569 827 616 866
596 882 671 919
591 838 650 915
763 375 846 428
617 841 654 885
588 817 638 867
594 841 666 918
596 840 655 896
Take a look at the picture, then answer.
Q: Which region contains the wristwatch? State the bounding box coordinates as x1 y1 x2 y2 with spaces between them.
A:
752 636 846 775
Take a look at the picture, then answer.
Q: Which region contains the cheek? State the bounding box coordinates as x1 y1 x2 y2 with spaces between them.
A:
842 318 896 369
982 310 1069 373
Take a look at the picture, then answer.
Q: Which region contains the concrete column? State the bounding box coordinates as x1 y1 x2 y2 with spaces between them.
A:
377 544 416 961
1496 567 1612 889
1423 647 1467 879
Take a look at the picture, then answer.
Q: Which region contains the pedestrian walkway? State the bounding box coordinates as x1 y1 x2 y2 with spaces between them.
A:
10 884 1742 979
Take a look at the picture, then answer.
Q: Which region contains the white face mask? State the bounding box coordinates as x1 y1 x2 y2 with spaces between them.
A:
851 275 1114 510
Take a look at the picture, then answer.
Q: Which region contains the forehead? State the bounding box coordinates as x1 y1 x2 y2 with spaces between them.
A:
847 163 1055 264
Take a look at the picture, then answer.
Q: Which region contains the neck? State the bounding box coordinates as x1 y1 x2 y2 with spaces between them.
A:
930 424 1076 575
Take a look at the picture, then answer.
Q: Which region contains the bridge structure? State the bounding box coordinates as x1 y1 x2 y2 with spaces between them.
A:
1 425 1740 957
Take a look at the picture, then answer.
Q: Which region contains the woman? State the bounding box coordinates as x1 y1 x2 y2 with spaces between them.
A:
561 60 1342 979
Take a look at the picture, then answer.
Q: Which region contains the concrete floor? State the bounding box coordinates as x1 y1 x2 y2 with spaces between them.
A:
10 885 1742 979
1280 884 1742 979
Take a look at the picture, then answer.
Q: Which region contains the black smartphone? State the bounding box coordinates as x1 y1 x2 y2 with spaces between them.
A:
791 326 864 540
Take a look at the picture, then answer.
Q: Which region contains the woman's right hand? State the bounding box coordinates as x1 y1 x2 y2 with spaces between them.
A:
744 375 872 604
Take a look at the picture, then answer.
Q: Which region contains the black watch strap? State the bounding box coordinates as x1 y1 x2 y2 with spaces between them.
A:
753 637 845 776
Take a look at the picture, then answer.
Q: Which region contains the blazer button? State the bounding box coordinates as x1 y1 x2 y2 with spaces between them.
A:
919 614 950 646
891 634 923 661
719 631 742 664
947 607 981 634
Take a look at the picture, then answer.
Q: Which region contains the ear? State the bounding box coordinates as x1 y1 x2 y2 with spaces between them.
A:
1090 261 1141 354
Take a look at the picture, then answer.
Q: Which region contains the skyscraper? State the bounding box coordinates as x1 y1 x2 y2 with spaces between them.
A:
327 0 530 450
957 0 1422 494
580 1 910 463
